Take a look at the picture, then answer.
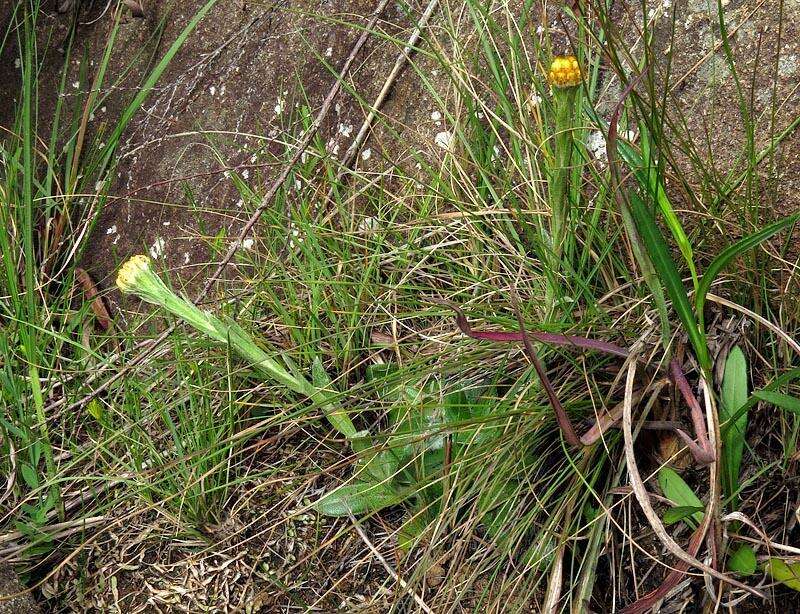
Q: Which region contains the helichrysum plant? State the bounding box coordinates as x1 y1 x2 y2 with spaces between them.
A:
116 255 357 437
544 55 582 310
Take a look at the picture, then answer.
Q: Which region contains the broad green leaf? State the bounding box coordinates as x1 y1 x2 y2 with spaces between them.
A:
720 346 748 509
87 398 104 423
754 390 800 414
696 214 799 329
314 481 410 516
765 558 800 591
728 544 757 576
663 505 704 526
658 467 704 526
628 192 710 370
722 367 800 432
355 449 401 483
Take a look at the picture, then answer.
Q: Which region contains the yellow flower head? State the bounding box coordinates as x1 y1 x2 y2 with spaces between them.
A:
116 254 153 294
115 254 177 309
548 56 582 89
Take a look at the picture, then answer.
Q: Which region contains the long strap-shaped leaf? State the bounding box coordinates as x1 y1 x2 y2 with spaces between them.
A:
696 213 799 329
627 192 711 372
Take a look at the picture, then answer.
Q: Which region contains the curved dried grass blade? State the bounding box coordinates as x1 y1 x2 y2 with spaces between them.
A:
75 267 111 329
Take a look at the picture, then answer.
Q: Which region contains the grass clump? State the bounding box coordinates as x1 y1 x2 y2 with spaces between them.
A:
4 0 800 611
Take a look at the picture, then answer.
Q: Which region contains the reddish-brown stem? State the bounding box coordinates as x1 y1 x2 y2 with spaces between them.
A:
509 293 582 447
440 301 716 464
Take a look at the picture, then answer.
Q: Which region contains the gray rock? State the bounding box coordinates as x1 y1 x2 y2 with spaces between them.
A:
0 564 40 614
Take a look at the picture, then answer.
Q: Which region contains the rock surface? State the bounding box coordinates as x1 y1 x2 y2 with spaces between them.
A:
0 564 39 614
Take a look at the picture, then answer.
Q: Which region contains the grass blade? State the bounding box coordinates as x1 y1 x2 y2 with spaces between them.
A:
96 0 218 176
696 213 799 329
753 391 800 414
628 192 709 370
617 132 698 290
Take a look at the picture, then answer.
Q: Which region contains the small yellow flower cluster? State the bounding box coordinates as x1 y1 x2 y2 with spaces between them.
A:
116 254 151 293
548 56 581 88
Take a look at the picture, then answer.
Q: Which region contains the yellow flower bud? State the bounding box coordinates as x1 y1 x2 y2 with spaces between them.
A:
548 56 582 88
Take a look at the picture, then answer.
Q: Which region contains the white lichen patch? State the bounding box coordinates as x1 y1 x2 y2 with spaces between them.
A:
361 148 371 161
241 238 254 250
358 216 380 234
527 93 542 111
586 131 607 161
778 54 798 78
149 237 166 259
288 223 304 249
338 123 353 138
326 139 340 157
106 225 117 235
430 110 442 122
274 92 287 116
435 130 454 151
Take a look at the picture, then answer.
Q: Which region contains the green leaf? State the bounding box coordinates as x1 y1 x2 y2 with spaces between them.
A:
314 481 410 516
754 390 800 414
618 133 698 289
628 192 709 370
696 213 799 329
728 544 757 576
721 367 800 432
19 463 39 489
87 398 104 424
663 505 704 526
397 510 431 553
720 346 748 509
479 481 520 537
765 558 800 591
355 448 401 483
658 467 704 526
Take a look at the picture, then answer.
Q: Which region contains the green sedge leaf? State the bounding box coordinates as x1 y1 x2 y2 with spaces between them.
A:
628 192 709 370
754 390 800 414
720 346 748 509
